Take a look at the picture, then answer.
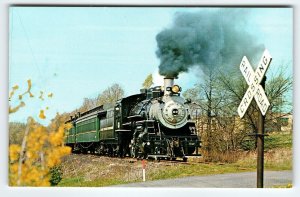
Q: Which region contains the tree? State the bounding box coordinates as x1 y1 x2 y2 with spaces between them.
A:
9 122 26 145
79 97 97 112
65 83 125 120
142 74 153 88
97 83 124 106
183 70 228 159
265 68 293 130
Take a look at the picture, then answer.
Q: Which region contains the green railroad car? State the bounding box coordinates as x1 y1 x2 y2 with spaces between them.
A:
64 105 117 153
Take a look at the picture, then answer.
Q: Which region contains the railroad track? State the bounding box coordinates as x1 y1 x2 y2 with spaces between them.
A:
69 153 195 164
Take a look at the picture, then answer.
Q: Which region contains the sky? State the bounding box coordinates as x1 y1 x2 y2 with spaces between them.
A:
8 7 293 124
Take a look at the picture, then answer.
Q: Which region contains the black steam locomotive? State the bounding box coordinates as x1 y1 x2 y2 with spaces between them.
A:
64 78 201 161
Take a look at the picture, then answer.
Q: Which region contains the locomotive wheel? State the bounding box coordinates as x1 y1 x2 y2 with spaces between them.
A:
95 143 104 155
81 148 88 154
108 145 113 156
188 147 196 155
113 145 119 157
130 145 138 158
95 144 100 155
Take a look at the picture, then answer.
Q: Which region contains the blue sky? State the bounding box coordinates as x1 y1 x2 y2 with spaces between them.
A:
8 7 293 124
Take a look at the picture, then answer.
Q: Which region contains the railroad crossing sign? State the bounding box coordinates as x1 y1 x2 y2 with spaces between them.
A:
237 49 272 118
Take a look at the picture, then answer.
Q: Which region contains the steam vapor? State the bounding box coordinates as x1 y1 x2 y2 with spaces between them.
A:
156 9 264 77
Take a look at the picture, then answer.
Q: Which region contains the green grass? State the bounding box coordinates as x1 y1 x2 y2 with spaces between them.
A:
58 177 127 187
148 163 255 181
58 177 85 186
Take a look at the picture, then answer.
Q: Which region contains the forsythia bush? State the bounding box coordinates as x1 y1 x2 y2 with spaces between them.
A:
9 80 71 186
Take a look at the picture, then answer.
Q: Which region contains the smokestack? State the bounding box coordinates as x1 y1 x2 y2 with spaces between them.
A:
164 77 174 95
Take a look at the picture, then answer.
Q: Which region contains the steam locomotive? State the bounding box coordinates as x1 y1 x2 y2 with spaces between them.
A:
64 77 201 161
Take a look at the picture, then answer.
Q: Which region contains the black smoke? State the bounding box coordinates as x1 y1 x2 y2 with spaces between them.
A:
156 9 264 77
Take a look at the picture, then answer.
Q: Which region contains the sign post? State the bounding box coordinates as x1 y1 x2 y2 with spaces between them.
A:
237 49 272 188
257 76 266 188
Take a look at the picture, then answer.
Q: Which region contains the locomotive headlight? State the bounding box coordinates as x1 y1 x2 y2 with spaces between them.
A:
171 85 181 93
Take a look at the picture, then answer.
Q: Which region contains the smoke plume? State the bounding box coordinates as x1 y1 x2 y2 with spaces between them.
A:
156 9 264 77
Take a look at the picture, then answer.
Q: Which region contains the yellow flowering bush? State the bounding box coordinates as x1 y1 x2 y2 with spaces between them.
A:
9 80 71 186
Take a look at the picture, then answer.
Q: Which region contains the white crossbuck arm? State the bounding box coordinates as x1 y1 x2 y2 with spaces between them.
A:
237 49 272 118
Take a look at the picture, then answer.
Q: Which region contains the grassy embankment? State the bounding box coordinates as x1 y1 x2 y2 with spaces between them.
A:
58 132 292 187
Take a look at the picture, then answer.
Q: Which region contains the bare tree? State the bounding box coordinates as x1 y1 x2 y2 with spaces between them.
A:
183 70 227 158
9 122 27 145
79 97 97 112
97 83 124 106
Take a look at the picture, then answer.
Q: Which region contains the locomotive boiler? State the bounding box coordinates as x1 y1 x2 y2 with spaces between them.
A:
65 77 201 161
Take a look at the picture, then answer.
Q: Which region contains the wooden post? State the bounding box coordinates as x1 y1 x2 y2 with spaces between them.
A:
257 76 266 188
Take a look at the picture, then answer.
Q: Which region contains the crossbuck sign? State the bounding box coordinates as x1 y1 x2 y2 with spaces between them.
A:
238 49 272 118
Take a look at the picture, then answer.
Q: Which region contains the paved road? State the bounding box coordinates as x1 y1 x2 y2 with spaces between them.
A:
114 171 292 188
